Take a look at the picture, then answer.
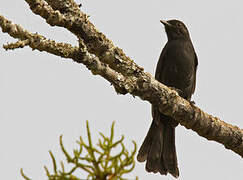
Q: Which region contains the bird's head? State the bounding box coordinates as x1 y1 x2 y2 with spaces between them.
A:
160 19 190 41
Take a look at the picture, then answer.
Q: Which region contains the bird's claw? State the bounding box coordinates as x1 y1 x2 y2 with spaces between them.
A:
189 100 196 106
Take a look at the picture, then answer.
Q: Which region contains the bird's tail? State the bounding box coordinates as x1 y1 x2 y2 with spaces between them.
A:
137 115 179 178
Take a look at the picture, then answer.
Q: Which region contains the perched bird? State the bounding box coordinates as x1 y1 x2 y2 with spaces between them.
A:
137 19 198 178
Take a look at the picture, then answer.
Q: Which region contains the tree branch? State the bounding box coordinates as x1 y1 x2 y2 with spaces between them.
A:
25 0 144 77
0 0 242 158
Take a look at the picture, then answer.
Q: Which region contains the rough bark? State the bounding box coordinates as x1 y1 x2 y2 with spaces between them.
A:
0 0 242 157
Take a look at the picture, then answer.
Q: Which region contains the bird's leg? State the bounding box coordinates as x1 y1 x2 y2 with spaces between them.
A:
189 100 195 105
186 97 196 106
169 86 196 105
189 101 196 106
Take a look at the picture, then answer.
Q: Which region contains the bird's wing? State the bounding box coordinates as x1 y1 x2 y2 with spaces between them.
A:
191 52 198 94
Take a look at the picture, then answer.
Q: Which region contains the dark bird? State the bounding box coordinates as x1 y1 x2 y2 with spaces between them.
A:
137 19 198 178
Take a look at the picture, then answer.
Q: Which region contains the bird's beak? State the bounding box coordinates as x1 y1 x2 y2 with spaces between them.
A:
160 20 172 27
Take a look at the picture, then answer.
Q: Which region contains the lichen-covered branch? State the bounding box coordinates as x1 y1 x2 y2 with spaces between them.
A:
0 15 130 93
0 1 242 158
24 0 144 77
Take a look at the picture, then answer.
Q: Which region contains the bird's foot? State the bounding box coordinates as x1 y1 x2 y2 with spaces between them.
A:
189 100 196 106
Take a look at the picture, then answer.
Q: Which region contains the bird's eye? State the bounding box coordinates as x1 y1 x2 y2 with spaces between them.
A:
177 23 182 27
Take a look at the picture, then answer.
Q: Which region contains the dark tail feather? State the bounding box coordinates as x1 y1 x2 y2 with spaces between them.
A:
163 122 179 178
137 116 179 178
145 120 167 175
137 121 155 163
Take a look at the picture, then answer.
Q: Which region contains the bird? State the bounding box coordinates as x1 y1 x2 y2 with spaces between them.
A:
137 19 198 178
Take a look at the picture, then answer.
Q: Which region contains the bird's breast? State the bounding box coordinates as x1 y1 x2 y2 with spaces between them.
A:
161 40 195 91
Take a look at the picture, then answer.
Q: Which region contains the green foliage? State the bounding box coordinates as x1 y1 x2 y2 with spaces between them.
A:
21 121 137 180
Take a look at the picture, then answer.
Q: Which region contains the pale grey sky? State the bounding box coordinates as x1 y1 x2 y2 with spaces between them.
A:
0 0 243 180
